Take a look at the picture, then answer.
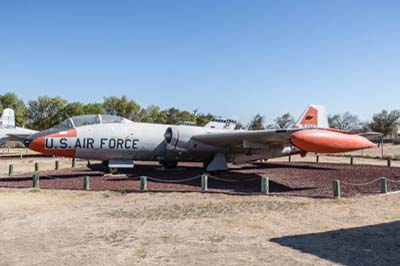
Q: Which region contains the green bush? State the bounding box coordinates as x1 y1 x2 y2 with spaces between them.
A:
393 138 400 145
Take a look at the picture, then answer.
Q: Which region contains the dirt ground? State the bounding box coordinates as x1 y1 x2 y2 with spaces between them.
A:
1 148 400 265
0 189 399 266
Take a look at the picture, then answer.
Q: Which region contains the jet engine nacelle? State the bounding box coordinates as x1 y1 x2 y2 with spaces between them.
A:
164 126 191 152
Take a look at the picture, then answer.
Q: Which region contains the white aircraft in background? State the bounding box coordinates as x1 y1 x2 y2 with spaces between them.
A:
0 108 37 144
24 105 376 172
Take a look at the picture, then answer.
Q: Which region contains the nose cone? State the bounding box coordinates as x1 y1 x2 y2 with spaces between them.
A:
23 128 77 158
291 129 376 153
27 136 46 152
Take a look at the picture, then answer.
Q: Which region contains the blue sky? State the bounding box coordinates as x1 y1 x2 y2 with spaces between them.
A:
1 0 399 124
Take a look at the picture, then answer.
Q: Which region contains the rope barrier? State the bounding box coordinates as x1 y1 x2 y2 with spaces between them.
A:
145 175 202 183
386 178 400 184
136 174 259 184
207 175 259 183
340 178 382 186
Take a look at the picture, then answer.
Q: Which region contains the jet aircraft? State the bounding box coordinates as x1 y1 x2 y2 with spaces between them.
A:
0 108 37 144
24 105 376 172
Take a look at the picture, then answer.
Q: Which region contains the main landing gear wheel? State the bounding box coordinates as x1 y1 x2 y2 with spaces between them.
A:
109 167 119 174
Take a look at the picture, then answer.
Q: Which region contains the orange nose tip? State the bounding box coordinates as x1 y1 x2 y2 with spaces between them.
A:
28 135 76 158
291 129 376 153
29 136 46 153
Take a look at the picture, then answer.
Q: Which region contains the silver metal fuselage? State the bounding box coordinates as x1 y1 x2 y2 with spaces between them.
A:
36 121 288 164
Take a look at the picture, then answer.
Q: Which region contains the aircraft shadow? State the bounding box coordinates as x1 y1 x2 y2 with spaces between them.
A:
244 162 336 171
104 164 316 194
270 220 400 266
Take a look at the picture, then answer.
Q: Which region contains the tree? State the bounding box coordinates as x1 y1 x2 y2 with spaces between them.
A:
27 96 67 130
0 92 27 127
195 113 214 126
369 110 400 136
274 113 295 129
248 114 265 130
161 108 194 124
328 112 360 131
178 110 196 124
83 103 104 114
165 107 181 124
59 102 85 120
103 96 141 120
234 122 244 130
139 105 167 124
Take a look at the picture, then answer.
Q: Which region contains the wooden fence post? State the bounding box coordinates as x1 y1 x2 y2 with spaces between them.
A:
333 180 340 199
350 156 354 165
201 174 208 191
8 164 13 176
72 158 76 168
83 176 90 190
35 162 39 172
261 176 269 194
55 160 59 170
33 174 39 188
380 177 387 194
140 176 147 191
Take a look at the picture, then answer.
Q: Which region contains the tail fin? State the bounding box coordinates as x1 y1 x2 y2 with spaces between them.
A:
0 108 15 127
294 105 328 129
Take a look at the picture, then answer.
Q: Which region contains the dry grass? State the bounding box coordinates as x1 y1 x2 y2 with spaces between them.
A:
0 189 400 266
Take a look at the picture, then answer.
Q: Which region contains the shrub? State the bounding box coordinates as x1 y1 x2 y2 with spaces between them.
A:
393 138 400 145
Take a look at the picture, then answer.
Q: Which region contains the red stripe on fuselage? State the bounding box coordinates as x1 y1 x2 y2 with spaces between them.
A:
29 129 77 158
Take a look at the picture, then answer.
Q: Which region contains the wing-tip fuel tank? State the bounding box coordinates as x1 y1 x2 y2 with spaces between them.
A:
291 129 376 153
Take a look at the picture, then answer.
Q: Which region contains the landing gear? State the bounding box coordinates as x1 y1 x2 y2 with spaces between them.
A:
109 167 119 174
204 153 228 172
160 161 178 168
104 160 134 174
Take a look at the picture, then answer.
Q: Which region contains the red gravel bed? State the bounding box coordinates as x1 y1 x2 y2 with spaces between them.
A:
1 161 399 198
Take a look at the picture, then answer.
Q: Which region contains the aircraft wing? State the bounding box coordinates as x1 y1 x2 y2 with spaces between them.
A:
192 129 298 147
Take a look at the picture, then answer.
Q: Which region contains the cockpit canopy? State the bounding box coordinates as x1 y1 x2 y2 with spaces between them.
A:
52 114 131 130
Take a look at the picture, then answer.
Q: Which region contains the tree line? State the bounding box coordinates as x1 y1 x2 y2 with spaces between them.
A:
0 92 399 136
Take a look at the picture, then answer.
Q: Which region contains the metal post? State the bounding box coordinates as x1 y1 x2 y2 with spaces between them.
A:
8 164 13 176
201 174 208 191
316 155 319 164
83 176 90 190
387 159 391 167
140 176 147 191
87 160 91 167
333 180 340 199
35 162 39 172
350 156 354 165
20 152 23 160
55 160 59 170
33 174 39 188
72 158 76 168
261 176 269 194
288 155 291 163
380 177 387 194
